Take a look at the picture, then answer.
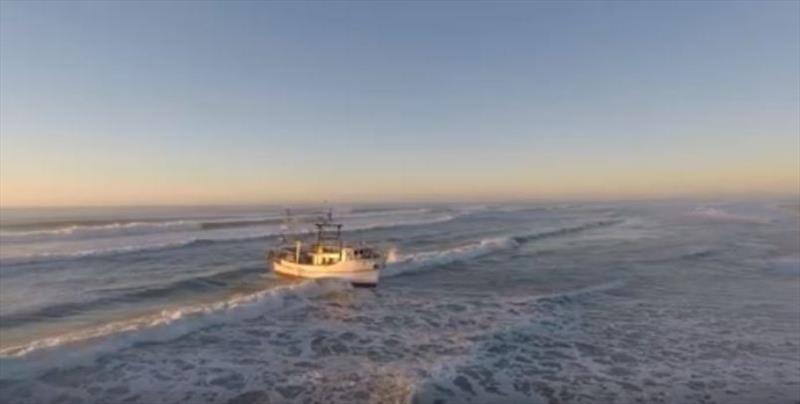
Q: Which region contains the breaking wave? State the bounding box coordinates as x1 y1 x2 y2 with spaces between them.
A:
688 207 772 224
0 266 267 329
0 279 349 369
384 219 622 278
384 237 519 277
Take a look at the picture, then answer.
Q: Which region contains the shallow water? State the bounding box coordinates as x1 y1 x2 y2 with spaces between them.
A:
0 200 798 403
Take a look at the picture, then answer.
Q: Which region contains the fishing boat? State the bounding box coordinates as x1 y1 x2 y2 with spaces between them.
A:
267 211 385 287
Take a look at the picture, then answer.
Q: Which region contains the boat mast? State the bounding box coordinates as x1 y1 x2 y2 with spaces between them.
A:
281 208 298 243
314 208 343 256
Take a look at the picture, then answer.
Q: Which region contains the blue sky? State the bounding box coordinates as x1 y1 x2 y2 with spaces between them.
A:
1 1 798 206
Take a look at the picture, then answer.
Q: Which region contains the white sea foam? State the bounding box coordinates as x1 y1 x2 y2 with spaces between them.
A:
383 219 623 278
688 207 772 224
0 279 349 371
409 279 626 402
383 236 519 278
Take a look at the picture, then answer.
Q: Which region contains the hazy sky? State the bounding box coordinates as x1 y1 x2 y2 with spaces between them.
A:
1 1 798 206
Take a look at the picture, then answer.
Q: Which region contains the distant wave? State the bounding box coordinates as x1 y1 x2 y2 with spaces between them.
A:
769 256 800 275
0 238 208 267
197 208 434 231
0 213 458 267
0 279 349 365
384 219 622 278
687 207 772 224
635 248 718 265
0 208 436 243
0 220 199 241
510 219 623 244
492 203 580 213
778 204 800 217
532 279 626 302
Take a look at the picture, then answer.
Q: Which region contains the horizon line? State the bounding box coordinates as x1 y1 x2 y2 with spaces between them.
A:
1 191 798 210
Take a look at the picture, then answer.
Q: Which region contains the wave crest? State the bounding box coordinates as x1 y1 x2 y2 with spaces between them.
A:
384 219 622 278
384 237 519 277
0 220 199 242
688 207 772 224
0 213 458 266
0 279 349 366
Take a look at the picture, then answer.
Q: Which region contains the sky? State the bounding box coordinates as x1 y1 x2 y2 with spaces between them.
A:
1 1 798 207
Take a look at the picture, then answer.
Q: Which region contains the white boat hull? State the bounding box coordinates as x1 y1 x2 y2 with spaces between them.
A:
272 258 383 287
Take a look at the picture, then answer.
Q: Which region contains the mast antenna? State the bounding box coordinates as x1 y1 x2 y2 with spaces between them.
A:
281 208 297 243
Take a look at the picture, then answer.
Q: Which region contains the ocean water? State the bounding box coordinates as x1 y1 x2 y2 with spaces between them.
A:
0 200 798 403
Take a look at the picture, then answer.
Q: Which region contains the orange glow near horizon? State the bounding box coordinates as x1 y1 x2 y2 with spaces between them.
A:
2 154 798 207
